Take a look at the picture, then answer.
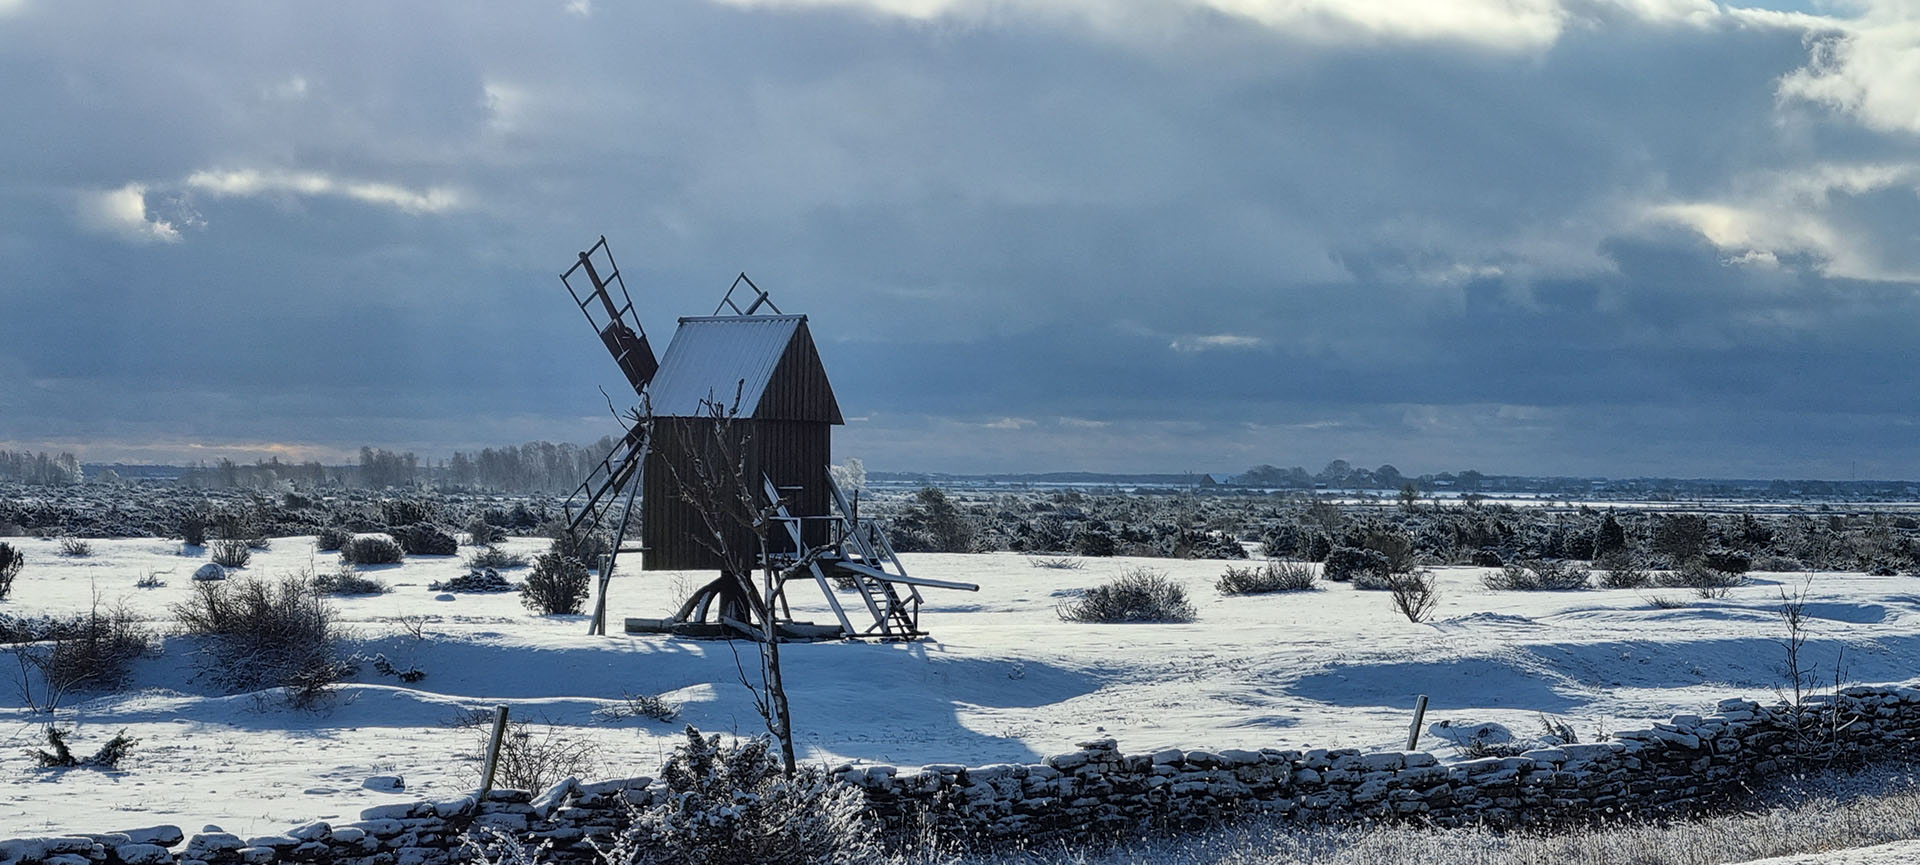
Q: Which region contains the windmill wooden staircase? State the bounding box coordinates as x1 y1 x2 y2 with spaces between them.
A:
624 471 978 642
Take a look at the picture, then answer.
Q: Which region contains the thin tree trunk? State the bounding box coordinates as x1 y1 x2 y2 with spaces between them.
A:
761 558 797 777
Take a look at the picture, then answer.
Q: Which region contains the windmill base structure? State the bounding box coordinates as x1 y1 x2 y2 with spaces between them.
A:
555 236 976 643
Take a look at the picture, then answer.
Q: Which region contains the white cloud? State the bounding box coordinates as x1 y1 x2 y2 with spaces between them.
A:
1169 333 1265 352
263 76 309 102
705 0 1797 50
1779 3 1920 134
1201 0 1568 50
483 82 528 134
1643 160 1920 280
76 184 180 243
185 168 462 214
565 0 594 15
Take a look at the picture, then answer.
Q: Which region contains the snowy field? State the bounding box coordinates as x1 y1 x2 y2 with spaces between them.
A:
2 534 1917 839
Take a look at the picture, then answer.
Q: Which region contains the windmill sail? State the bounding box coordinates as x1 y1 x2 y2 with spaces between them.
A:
561 236 657 394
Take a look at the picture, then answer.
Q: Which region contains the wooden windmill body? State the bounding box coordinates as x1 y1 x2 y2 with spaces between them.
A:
556 236 975 642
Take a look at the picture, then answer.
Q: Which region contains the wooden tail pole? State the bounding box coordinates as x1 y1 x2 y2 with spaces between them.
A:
1407 694 1430 751
479 704 511 798
589 552 612 636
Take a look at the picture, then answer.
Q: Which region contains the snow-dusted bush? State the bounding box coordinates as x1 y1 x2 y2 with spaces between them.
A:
32 726 136 769
171 576 348 696
0 541 21 600
209 538 251 568
1058 567 1196 623
1484 559 1591 591
549 529 610 568
340 534 405 565
892 486 977 553
1073 524 1118 557
604 726 880 865
311 563 389 595
1322 546 1389 584
1754 555 1807 572
466 516 506 547
1357 527 1416 572
57 537 92 557
521 552 590 615
176 508 210 547
1596 551 1651 588
1703 549 1753 575
1258 522 1308 559
1217 560 1316 594
315 526 352 551
380 498 437 526
1658 559 1748 598
468 547 531 570
398 522 459 556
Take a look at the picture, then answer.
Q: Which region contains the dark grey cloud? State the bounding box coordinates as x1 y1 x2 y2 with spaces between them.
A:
2 0 1918 477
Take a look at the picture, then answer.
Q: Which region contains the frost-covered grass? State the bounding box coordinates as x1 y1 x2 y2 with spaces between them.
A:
945 763 1920 865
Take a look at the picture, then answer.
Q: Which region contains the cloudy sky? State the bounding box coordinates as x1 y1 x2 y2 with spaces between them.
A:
3 0 1919 478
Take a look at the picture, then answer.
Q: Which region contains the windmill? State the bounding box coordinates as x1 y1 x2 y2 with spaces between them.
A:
557 237 654 634
555 236 976 641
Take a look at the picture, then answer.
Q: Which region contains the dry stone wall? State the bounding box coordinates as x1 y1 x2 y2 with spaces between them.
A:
7 685 1920 865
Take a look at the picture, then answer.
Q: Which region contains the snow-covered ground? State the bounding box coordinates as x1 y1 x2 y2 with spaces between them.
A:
2 535 1917 839
1734 840 1920 865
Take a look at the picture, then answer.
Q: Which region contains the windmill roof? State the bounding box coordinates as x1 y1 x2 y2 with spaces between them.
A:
644 314 839 421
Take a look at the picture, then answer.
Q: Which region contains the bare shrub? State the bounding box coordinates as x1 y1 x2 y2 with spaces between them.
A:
467 547 530 570
134 571 166 589
1387 569 1440 623
171 576 350 697
1217 560 1317 594
521 552 590 615
39 597 148 694
1646 594 1689 609
472 718 598 793
57 538 93 557
1658 559 1748 598
596 691 680 723
1484 559 1590 591
0 542 21 600
1028 556 1084 570
1057 567 1196 623
339 535 405 565
209 539 252 569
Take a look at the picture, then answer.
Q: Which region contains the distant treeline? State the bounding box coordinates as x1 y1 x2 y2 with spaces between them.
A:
163 440 624 493
0 451 84 486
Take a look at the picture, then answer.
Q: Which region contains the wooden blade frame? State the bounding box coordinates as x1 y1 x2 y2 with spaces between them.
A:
562 236 657 395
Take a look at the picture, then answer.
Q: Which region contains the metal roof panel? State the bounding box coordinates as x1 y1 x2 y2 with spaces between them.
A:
644 315 805 418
